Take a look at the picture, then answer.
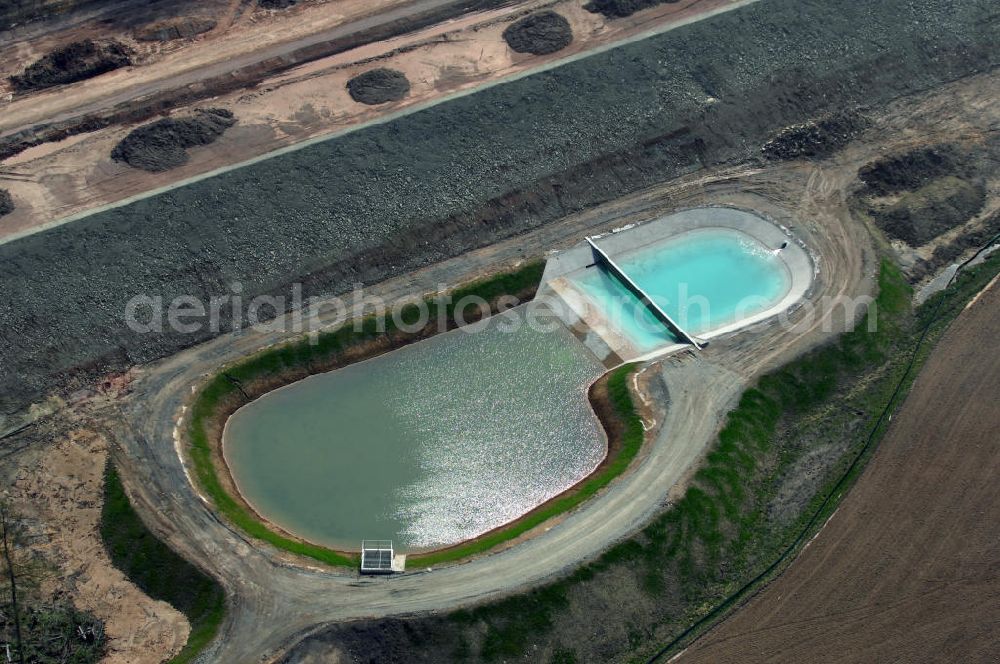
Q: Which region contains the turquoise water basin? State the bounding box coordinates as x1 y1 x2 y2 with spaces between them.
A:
574 228 792 352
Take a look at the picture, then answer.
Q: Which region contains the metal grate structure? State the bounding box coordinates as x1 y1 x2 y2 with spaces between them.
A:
360 540 395 574
585 236 704 349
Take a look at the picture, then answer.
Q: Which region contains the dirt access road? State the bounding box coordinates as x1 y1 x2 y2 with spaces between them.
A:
679 278 1000 662
106 148 873 662
0 0 754 242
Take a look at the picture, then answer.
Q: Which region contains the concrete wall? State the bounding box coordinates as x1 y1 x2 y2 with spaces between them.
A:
540 207 813 362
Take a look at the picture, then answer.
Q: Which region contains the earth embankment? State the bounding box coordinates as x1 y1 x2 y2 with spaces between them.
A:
0 0 997 415
680 277 1000 663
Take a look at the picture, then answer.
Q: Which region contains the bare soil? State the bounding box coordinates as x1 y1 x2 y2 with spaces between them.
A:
680 278 1000 663
3 424 189 664
0 0 745 241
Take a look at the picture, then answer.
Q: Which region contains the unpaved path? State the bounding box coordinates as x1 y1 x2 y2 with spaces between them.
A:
107 150 874 661
0 0 755 242
678 275 1000 662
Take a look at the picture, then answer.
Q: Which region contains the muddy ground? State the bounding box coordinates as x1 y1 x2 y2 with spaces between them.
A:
0 0 995 419
680 275 1000 663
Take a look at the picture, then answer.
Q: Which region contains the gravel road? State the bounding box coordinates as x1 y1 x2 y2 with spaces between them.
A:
1 0 995 417
107 157 875 661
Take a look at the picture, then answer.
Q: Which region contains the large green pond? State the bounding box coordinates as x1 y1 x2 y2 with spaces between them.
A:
223 307 605 552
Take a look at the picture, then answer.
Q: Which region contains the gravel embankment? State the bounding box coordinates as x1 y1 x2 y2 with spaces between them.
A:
0 0 996 415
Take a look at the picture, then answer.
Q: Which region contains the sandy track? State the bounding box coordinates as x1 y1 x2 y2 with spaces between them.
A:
0 0 754 242
84 68 999 660
678 277 1000 662
104 153 874 662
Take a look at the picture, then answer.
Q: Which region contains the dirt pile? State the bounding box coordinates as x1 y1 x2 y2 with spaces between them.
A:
259 0 297 9
868 176 986 246
909 209 1000 282
857 145 988 247
858 145 968 194
0 189 13 217
584 0 679 20
762 114 866 160
346 68 410 105
9 39 133 92
111 108 236 172
502 10 573 55
135 18 217 42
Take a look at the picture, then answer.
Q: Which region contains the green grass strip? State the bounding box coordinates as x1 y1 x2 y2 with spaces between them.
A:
412 363 644 567
186 261 630 569
100 464 226 664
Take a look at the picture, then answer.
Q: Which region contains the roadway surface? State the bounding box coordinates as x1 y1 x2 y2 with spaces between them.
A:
109 160 874 662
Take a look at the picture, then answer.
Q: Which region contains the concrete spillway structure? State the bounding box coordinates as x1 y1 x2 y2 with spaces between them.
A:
585 236 704 350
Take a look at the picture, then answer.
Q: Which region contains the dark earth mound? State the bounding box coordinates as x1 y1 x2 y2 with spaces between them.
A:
0 189 13 217
502 10 573 55
259 0 296 8
346 68 410 105
858 145 968 195
584 0 679 19
135 17 217 42
909 210 1000 282
868 176 986 246
858 144 992 247
111 108 236 172
9 39 133 92
762 113 867 160
0 0 996 426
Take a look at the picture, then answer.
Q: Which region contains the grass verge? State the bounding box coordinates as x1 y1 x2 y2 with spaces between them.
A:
100 464 225 664
411 362 644 567
396 252 1000 663
185 259 640 569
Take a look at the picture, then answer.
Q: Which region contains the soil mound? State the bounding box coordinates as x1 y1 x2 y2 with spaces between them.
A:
259 0 297 8
346 68 410 105
502 11 573 55
111 109 237 172
584 0 678 19
10 39 133 92
762 114 866 160
859 145 966 195
909 210 1000 282
868 176 986 246
136 18 217 42
0 189 13 217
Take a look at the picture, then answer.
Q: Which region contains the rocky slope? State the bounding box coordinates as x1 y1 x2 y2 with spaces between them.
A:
0 0 997 415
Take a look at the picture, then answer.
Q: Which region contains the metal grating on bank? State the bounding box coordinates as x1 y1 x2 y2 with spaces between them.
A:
360 540 395 574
